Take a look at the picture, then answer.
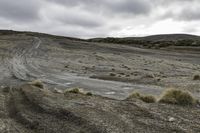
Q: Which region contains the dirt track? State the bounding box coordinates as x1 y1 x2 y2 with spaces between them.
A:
0 32 200 132
0 33 199 99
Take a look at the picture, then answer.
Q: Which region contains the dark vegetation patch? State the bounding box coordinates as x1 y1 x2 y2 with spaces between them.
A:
64 88 93 96
193 74 200 80
65 88 82 94
86 92 93 96
89 36 200 49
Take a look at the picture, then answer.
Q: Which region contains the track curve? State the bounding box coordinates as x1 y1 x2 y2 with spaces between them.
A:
0 33 199 99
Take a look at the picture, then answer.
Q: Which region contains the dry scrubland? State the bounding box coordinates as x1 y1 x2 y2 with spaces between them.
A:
0 83 200 133
0 31 199 132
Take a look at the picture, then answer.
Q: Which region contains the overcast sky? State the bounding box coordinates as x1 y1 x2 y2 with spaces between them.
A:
0 0 199 38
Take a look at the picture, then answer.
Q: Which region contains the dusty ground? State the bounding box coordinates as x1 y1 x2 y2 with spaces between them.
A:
0 84 200 133
0 31 200 132
0 32 199 99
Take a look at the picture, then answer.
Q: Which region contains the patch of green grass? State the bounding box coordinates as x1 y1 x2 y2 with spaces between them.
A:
127 92 156 103
159 89 196 106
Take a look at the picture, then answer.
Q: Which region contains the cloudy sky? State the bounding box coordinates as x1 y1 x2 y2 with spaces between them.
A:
0 0 200 38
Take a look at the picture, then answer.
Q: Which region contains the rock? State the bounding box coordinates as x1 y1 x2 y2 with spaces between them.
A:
168 117 176 122
1 86 5 89
53 88 63 94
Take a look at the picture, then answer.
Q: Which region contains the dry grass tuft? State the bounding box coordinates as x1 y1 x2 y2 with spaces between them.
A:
159 88 197 106
86 92 93 96
127 92 156 103
193 74 200 80
64 88 93 97
66 88 81 94
29 80 44 89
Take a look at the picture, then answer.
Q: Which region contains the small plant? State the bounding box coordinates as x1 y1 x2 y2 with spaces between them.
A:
67 88 81 94
141 95 156 103
110 73 116 76
29 80 44 89
65 88 92 96
2 86 10 93
86 92 93 96
193 74 200 80
127 92 156 103
159 89 196 106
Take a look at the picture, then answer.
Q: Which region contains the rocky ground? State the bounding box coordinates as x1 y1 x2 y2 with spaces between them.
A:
0 84 200 133
0 31 199 132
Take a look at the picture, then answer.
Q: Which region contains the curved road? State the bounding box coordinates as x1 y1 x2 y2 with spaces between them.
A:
0 36 166 99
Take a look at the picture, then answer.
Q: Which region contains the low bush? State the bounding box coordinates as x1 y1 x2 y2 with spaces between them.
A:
29 80 44 89
86 92 93 96
127 92 156 103
110 73 116 76
193 74 200 80
65 88 93 96
66 88 81 94
159 89 196 106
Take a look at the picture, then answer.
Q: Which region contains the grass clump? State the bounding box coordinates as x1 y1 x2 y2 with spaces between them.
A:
66 88 81 94
86 92 93 96
159 89 196 106
127 92 156 103
193 74 200 80
64 88 93 96
2 86 10 93
29 80 44 89
109 73 116 76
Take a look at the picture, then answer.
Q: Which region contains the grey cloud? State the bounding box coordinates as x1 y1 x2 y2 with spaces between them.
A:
177 8 200 21
48 0 152 15
107 0 151 15
160 6 200 21
0 0 41 22
0 0 200 38
56 13 103 28
155 0 200 22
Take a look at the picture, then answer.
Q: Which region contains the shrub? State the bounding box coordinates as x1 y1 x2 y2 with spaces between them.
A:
159 89 196 106
29 80 44 89
141 95 156 103
65 88 92 96
127 92 156 103
193 74 200 80
86 92 93 96
2 86 10 93
66 88 81 94
110 73 116 76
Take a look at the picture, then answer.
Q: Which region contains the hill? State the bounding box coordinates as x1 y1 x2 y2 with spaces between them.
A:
89 34 200 48
0 30 200 132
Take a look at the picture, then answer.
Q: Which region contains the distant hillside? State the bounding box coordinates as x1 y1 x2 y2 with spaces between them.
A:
1 30 200 49
89 34 200 49
0 30 84 41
